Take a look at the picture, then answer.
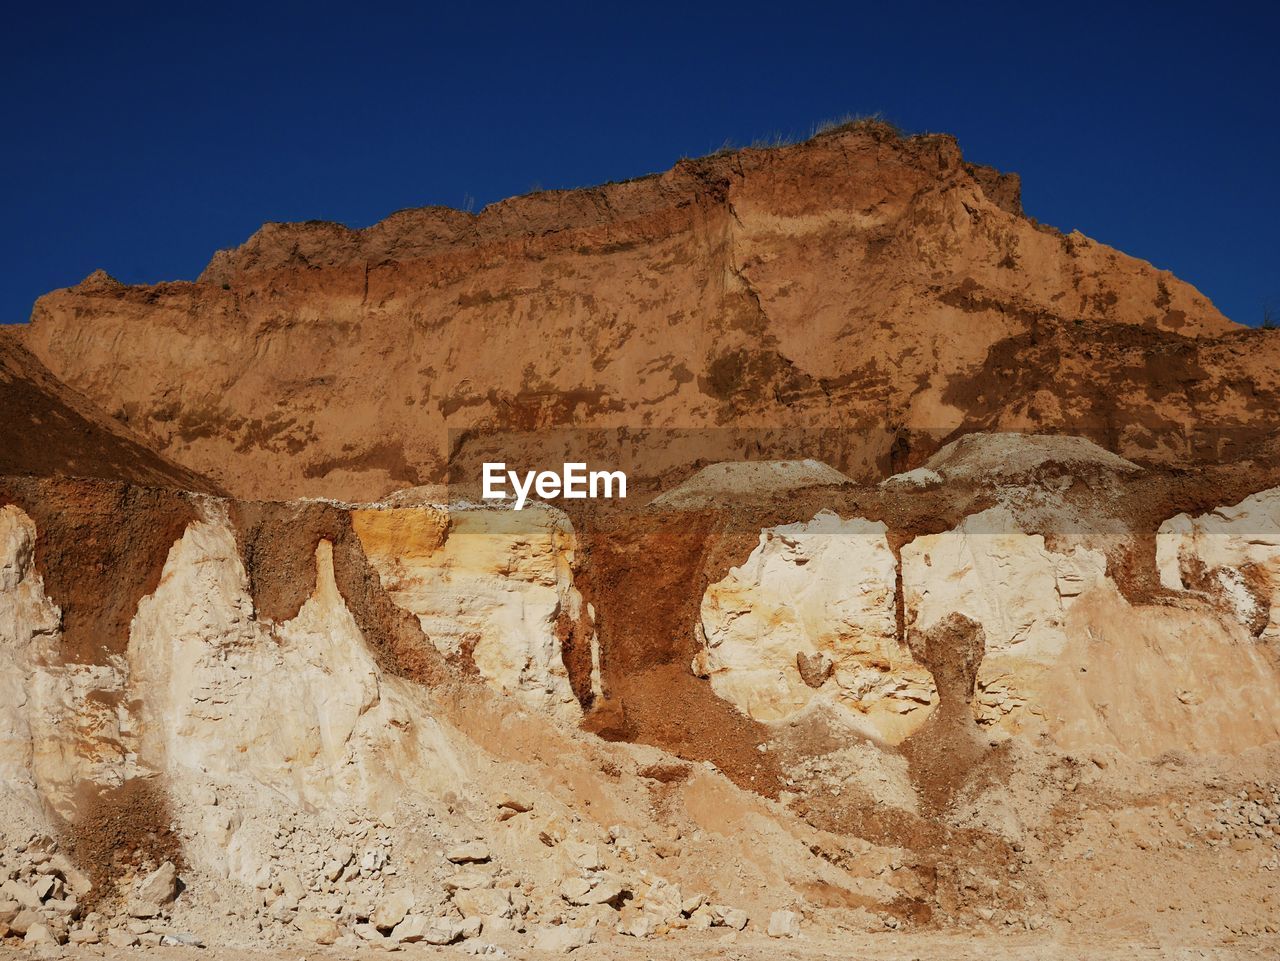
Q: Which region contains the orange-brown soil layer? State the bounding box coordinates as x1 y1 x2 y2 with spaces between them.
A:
18 123 1276 501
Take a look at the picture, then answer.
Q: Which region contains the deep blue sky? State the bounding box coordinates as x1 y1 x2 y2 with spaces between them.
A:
2 2 1276 326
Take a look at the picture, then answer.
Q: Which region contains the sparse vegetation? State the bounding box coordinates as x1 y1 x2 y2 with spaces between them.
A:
749 131 796 150
693 112 907 163
811 111 904 138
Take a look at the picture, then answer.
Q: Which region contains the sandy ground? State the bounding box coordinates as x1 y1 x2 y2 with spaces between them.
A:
9 931 1279 960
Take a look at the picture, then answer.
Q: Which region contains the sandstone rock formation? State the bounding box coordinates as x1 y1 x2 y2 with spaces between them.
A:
352 501 595 719
3 125 1280 957
1157 487 1280 641
17 124 1280 501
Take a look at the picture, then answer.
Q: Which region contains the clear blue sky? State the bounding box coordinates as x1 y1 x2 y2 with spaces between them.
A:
2 1 1276 325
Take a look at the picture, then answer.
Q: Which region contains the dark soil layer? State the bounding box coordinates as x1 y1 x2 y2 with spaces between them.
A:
228 500 463 690
0 476 197 664
0 329 218 493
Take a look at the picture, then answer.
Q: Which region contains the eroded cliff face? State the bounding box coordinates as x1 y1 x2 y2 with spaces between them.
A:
4 123 1280 954
20 123 1277 501
2 431 1280 950
351 501 595 720
0 479 930 949
685 445 1280 758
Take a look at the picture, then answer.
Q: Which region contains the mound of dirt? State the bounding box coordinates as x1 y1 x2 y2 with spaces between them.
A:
650 459 854 508
922 433 1141 482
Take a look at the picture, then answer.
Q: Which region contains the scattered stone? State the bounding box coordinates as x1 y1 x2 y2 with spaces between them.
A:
446 842 492 864
296 913 341 945
107 928 141 948
618 913 656 938
159 932 205 947
453 888 512 919
26 921 63 945
277 870 305 903
415 919 466 945
713 905 749 930
641 879 683 922
444 871 494 892
559 878 592 903
372 890 416 931
0 879 41 910
768 909 801 938
43 896 79 918
127 900 162 919
560 876 624 907
137 861 179 905
390 915 429 944
580 878 624 907
31 875 56 901
688 905 714 930
532 923 594 953
565 842 603 871
461 943 507 958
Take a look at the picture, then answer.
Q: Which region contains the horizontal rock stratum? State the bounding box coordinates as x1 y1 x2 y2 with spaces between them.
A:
18 121 1280 501
3 124 1280 955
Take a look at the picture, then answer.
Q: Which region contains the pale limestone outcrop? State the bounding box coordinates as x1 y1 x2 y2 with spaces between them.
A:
0 498 921 943
128 507 471 810
0 506 58 829
117 504 488 885
1 506 146 825
352 503 591 720
1157 487 1280 640
900 506 1107 733
902 507 1107 661
695 499 1280 756
694 510 927 740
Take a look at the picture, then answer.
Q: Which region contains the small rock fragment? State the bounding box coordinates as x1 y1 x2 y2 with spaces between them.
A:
137 861 179 905
767 909 801 938
532 923 594 953
446 842 492 864
296 913 341 945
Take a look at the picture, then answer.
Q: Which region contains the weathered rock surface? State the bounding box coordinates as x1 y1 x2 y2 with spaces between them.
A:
18 125 1270 502
1158 487 1280 640
694 509 920 738
352 502 593 718
902 506 1108 660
